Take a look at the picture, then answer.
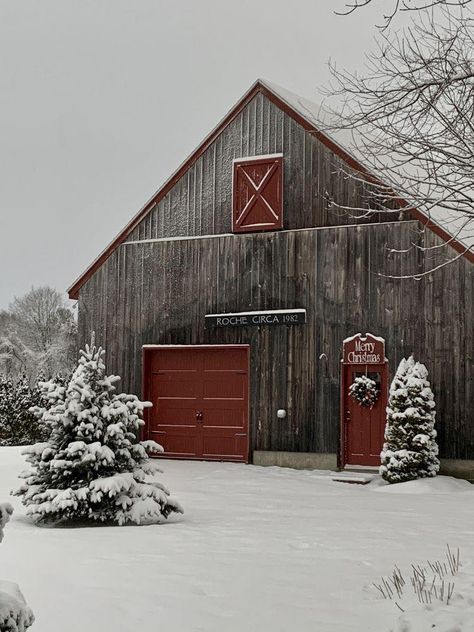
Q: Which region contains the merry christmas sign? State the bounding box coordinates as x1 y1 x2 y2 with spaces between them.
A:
343 333 385 364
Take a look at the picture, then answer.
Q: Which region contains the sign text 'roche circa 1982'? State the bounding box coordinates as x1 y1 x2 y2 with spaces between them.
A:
205 309 306 329
342 333 385 364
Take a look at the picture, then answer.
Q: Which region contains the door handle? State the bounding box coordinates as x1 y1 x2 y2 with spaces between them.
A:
196 411 203 421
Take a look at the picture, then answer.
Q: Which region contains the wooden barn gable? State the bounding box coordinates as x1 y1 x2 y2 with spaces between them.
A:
67 79 472 300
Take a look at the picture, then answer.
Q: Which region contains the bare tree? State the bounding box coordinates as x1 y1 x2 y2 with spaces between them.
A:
9 287 71 353
324 4 474 271
0 287 77 379
336 0 472 29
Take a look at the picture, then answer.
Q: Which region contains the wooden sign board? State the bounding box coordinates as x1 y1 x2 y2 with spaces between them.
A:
205 309 306 329
342 333 385 364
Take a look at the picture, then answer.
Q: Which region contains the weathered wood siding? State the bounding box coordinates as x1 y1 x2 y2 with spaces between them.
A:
125 92 393 243
78 220 473 460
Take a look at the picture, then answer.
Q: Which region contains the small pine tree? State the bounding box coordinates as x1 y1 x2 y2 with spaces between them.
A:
380 355 440 484
0 503 35 631
13 341 183 525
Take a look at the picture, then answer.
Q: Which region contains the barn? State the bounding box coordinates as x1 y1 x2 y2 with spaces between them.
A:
68 79 474 477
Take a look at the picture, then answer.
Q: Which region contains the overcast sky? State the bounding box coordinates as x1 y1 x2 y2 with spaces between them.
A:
0 0 397 310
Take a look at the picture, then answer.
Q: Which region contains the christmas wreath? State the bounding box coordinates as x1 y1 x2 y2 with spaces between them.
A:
348 375 379 408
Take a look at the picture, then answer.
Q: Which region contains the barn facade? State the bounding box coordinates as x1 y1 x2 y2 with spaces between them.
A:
68 80 474 477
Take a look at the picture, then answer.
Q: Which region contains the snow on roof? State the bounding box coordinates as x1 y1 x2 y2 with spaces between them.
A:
260 78 369 160
342 332 385 345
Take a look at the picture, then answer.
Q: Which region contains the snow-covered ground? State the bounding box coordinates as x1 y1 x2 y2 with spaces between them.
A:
1 447 474 632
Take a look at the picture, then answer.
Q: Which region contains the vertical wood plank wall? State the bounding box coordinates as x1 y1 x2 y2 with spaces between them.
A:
124 92 393 244
78 221 473 461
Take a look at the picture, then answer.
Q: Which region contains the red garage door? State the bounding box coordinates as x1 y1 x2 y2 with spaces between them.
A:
144 346 249 462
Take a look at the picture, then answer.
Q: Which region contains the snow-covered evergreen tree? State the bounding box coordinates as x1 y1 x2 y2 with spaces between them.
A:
13 341 183 525
0 375 48 447
380 356 440 484
0 504 13 545
0 377 15 446
13 375 47 446
0 503 35 631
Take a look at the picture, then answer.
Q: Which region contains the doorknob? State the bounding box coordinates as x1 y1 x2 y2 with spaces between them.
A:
196 411 203 421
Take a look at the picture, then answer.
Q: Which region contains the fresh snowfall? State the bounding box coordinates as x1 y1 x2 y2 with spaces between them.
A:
1 448 474 631
0 501 34 631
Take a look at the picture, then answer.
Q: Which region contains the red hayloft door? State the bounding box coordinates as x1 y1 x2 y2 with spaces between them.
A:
232 155 283 233
144 346 249 463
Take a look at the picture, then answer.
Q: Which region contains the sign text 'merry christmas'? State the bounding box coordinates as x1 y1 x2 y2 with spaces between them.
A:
347 339 380 363
343 333 385 364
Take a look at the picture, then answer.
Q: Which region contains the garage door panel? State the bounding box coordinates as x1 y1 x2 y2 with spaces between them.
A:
202 349 247 371
203 374 246 399
157 399 197 408
156 369 199 378
151 351 200 372
151 429 198 457
202 408 245 429
154 373 200 399
157 406 198 426
202 431 248 461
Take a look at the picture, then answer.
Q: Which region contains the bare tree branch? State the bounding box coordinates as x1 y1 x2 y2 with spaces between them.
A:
323 5 474 273
336 0 472 29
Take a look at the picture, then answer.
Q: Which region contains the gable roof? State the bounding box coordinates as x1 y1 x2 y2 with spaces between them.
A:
67 79 473 300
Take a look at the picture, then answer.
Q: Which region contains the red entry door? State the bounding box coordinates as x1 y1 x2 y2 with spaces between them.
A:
343 364 387 467
145 346 249 462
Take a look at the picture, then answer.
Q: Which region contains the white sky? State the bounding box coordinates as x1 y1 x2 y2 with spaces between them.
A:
0 0 397 309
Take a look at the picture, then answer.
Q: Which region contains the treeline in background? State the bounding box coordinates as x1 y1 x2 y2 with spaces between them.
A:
0 287 76 445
